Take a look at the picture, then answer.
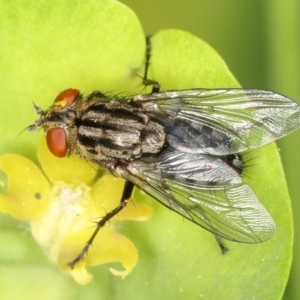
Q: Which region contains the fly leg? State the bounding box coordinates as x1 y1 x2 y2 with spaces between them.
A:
68 181 134 269
143 35 160 94
215 234 229 254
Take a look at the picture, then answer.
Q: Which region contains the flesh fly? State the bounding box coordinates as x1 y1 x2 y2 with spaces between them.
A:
28 85 300 267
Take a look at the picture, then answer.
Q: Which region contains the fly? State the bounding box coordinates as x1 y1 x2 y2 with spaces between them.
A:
28 84 300 268
28 38 300 268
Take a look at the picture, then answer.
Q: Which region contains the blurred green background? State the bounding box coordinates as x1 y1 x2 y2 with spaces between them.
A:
120 0 300 299
0 0 298 298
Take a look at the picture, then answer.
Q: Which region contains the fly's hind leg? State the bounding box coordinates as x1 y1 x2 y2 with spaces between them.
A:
215 234 229 254
68 181 134 269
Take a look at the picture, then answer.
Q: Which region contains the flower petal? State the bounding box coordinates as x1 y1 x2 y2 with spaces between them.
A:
0 154 50 219
30 181 100 263
91 174 153 220
91 174 125 211
58 227 138 285
119 189 153 221
38 137 97 185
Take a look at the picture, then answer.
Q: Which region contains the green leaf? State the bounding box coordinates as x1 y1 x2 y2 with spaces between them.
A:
147 29 239 89
0 1 292 299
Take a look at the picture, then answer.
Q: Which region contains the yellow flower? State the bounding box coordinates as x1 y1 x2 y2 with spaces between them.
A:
0 137 153 285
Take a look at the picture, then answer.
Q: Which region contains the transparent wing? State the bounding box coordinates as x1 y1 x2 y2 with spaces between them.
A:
131 89 300 155
118 149 276 243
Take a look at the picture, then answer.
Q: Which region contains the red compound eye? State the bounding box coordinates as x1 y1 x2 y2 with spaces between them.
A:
46 128 67 157
54 88 80 106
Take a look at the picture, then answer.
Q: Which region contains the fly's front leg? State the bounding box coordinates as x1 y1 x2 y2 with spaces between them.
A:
143 35 160 94
68 180 135 269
